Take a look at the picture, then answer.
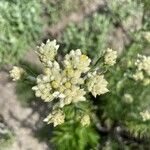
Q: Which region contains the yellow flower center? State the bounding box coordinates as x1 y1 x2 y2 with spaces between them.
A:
44 68 51 75
64 82 71 89
64 68 74 77
51 81 59 89
59 86 66 92
80 55 88 61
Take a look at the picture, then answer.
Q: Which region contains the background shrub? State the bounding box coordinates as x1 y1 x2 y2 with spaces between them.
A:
0 0 42 65
59 13 113 60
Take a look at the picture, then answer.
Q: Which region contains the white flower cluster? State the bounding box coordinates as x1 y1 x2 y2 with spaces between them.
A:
44 109 65 126
9 66 25 81
133 71 144 81
32 49 90 108
135 54 150 75
36 39 59 66
143 78 150 86
87 71 109 97
133 54 150 85
32 39 112 126
104 48 117 66
140 110 150 121
80 115 91 126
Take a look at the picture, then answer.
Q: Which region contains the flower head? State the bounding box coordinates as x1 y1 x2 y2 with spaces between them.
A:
87 71 109 97
9 66 25 81
140 110 150 121
135 54 150 76
104 48 117 66
122 93 133 104
59 86 86 107
37 39 59 66
44 109 65 126
23 40 111 127
32 48 92 108
64 49 91 73
133 71 144 81
143 78 150 86
81 115 90 126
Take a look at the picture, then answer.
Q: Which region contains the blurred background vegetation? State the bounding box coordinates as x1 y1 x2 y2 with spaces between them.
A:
0 0 42 65
0 0 149 149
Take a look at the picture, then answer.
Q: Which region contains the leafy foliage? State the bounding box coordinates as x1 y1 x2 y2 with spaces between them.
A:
44 0 94 25
96 36 150 148
0 0 42 65
6 0 150 149
15 61 41 106
53 0 150 149
51 102 100 150
52 122 99 150
0 122 14 150
106 0 144 32
60 13 113 60
125 120 150 139
59 0 146 59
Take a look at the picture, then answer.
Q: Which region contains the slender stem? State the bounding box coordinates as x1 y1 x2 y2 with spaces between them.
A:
26 76 36 82
94 57 102 67
90 56 103 72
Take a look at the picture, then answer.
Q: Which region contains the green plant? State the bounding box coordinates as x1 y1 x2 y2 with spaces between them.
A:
8 0 150 149
60 0 144 60
10 39 117 149
44 0 93 25
10 37 150 149
106 0 144 32
0 0 42 65
60 13 113 60
97 43 150 147
0 122 14 150
52 122 99 150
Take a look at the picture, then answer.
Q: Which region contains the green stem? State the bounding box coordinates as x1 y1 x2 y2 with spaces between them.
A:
90 56 103 72
26 75 36 82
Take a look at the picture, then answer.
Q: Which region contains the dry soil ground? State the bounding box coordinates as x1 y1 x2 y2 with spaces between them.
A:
0 71 51 150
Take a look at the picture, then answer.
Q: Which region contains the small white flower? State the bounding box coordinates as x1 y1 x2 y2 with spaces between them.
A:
122 93 133 104
64 49 91 73
9 66 25 81
143 78 150 86
58 93 66 99
140 110 150 121
81 115 90 126
37 39 59 65
32 76 54 102
135 54 150 76
59 86 86 107
133 71 144 81
104 48 117 66
144 32 150 42
52 91 60 97
44 110 65 126
87 72 109 97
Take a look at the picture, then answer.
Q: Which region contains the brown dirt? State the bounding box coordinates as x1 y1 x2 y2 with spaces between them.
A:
0 71 50 150
45 0 106 36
